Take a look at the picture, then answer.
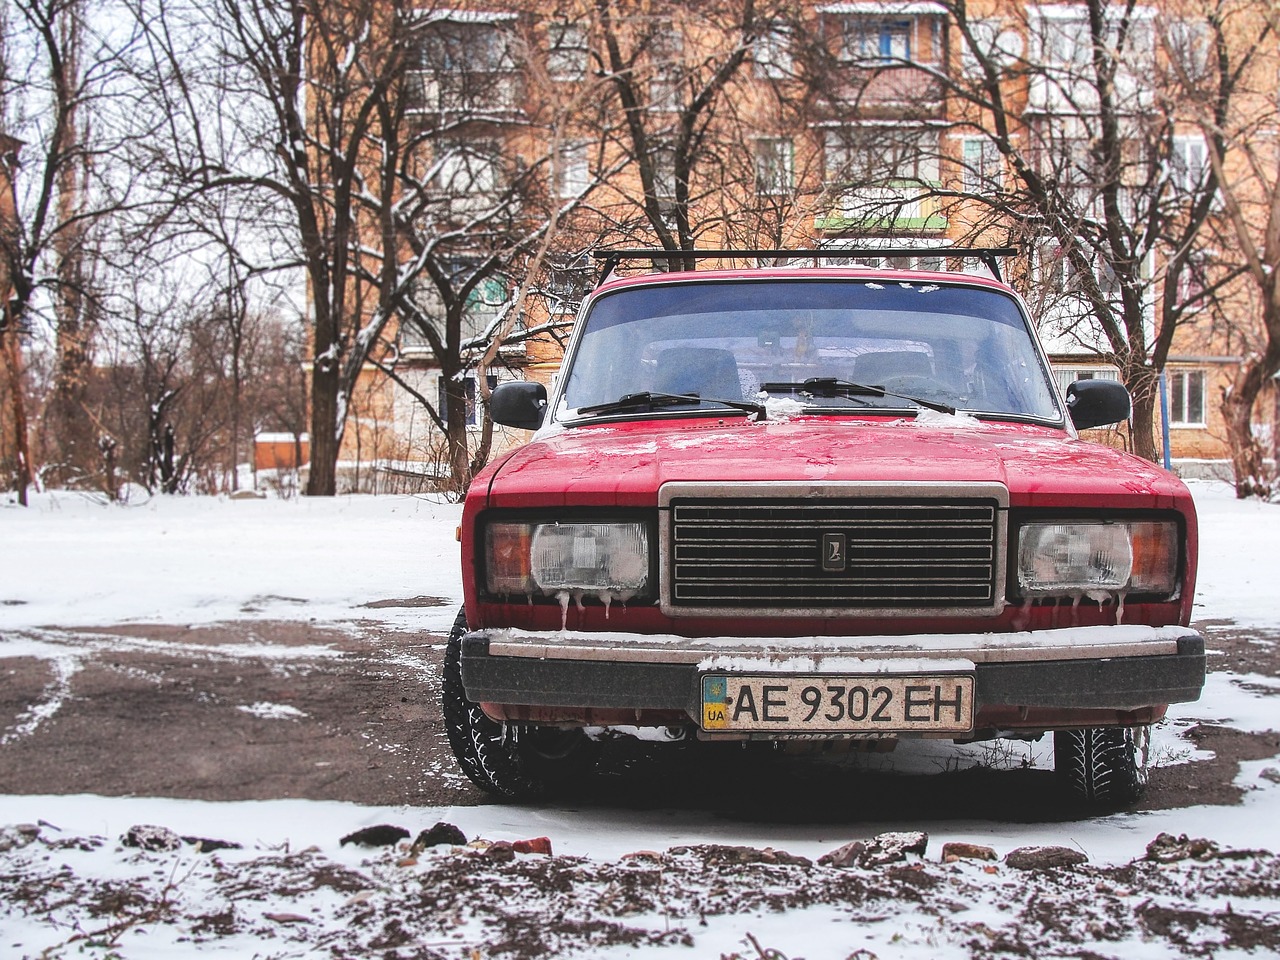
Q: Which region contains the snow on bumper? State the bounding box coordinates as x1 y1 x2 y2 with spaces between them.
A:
459 625 1206 721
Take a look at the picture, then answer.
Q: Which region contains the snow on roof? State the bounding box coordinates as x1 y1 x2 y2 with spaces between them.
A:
419 9 518 24
254 432 308 443
816 2 947 15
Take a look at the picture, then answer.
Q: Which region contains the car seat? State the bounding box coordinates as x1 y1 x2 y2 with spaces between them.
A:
653 347 745 399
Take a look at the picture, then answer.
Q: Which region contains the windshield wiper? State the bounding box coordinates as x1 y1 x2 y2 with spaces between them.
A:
576 391 768 420
762 377 955 416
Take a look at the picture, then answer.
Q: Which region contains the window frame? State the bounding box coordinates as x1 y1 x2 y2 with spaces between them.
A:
439 374 500 428
961 137 1003 193
434 138 502 196
546 22 589 81
842 17 914 65
1053 365 1120 399
754 22 794 78
554 141 590 199
1171 135 1209 194
1167 368 1207 427
754 137 795 196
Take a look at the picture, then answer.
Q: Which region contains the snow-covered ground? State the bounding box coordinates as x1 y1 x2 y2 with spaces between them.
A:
0 490 465 634
1 480 1279 958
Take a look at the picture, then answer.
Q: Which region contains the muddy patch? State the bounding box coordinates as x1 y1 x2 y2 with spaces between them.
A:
360 596 449 609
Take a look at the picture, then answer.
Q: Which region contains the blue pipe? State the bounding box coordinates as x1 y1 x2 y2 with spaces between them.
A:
1158 371 1172 471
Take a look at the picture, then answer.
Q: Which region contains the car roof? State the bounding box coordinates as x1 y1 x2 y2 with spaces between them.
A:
591 267 1015 299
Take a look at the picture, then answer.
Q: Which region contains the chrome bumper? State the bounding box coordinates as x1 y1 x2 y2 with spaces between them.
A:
460 625 1206 716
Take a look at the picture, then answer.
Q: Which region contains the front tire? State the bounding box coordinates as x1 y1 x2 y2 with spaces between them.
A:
440 608 594 801
1054 726 1149 807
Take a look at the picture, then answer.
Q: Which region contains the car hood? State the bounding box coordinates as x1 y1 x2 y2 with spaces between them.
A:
481 414 1191 511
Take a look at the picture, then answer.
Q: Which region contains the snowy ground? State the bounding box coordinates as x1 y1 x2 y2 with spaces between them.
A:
1 480 1279 958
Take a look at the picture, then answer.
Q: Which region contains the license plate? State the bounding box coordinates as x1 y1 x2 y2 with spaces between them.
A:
700 674 975 734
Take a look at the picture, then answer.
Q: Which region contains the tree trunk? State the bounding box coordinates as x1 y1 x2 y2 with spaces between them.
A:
2 330 31 506
1222 346 1280 499
1125 365 1160 463
307 356 341 496
230 333 242 492
99 434 117 501
444 372 470 500
44 322 96 487
44 1 97 489
161 424 177 494
1274 382 1279 472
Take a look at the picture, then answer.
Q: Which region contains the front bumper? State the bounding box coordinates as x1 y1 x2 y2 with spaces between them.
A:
459 625 1206 734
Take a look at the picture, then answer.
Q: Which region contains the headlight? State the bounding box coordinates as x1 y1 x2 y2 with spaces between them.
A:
1017 521 1178 598
485 521 650 598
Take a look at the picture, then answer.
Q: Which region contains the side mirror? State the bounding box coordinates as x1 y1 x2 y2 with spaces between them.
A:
1066 379 1131 430
490 381 547 430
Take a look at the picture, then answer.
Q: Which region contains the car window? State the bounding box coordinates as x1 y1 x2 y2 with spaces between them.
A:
559 279 1061 421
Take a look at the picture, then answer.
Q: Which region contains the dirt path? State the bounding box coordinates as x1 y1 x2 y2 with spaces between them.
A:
1 618 1277 819
0 621 478 807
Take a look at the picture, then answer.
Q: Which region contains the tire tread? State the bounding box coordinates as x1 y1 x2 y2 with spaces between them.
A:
1054 726 1147 807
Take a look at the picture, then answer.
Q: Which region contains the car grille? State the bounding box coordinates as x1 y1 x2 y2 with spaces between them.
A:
668 497 1000 612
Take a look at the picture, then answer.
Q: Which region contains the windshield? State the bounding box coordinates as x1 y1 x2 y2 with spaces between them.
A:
559 278 1061 422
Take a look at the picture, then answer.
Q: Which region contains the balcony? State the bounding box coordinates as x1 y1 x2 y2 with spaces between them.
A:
407 69 521 119
814 180 948 234
825 66 946 118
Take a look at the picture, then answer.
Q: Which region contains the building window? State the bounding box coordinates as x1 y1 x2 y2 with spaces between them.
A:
438 374 498 427
1177 253 1211 308
1035 8 1092 72
435 139 501 195
1053 366 1120 397
1168 369 1206 426
547 22 588 81
825 127 940 186
1039 242 1120 298
419 16 515 73
415 16 517 112
754 23 793 78
1166 18 1212 79
1029 6 1155 111
555 141 589 198
1172 135 1209 193
823 132 858 185
960 18 1024 78
842 18 913 64
755 138 794 195
962 137 1002 192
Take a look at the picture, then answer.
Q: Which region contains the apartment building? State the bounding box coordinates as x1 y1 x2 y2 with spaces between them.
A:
339 0 1276 483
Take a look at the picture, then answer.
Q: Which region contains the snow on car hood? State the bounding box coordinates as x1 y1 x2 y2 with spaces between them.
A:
482 415 1192 511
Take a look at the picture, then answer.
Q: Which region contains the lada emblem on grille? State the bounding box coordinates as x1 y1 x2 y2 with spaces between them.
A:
820 532 847 572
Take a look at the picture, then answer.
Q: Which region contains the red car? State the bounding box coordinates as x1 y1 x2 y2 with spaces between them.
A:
445 249 1205 807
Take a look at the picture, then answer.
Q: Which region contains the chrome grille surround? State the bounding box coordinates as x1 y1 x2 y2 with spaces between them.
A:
659 481 1009 618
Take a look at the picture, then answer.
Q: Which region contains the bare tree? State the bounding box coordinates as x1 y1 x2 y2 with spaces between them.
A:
803 2 1236 462
89 271 299 496
134 0 598 493
1 133 32 505
0 0 169 500
133 0 418 495
369 8 630 492
1186 1 1280 497
590 0 798 266
956 0 1240 461
181 204 290 492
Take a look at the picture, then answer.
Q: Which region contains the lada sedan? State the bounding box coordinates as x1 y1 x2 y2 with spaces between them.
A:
443 250 1205 807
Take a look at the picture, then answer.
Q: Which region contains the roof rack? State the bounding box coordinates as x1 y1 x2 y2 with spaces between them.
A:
592 246 1019 283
